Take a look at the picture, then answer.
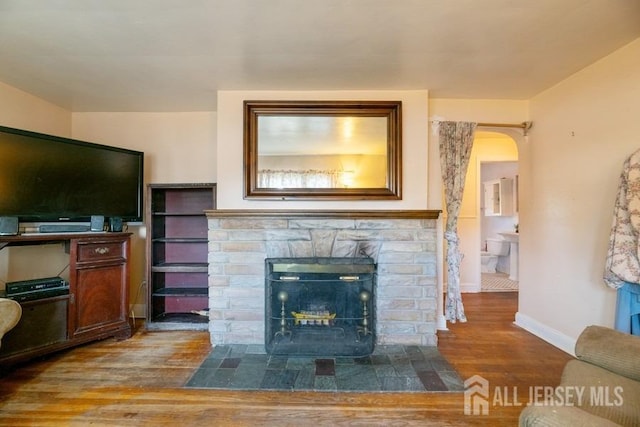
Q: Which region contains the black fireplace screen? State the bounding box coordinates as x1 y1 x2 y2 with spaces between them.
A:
265 257 376 357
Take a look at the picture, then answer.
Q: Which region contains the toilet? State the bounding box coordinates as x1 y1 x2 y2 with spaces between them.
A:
481 238 510 273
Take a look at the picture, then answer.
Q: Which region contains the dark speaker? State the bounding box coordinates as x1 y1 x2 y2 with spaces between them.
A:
90 215 105 232
109 217 123 232
0 216 19 235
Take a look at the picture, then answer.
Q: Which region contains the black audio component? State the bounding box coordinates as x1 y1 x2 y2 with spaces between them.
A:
6 276 67 295
39 224 91 233
0 286 69 303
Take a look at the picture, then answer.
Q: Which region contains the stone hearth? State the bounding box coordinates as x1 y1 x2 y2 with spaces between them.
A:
206 210 440 348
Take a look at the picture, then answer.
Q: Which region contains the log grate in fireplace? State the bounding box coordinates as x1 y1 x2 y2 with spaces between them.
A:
265 257 376 357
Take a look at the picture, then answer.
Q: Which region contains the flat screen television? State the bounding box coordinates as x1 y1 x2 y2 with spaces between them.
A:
0 125 144 224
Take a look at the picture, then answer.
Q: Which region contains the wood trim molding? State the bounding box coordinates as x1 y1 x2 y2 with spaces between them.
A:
205 210 441 219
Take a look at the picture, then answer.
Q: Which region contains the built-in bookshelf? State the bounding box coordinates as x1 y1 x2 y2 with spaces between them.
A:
146 183 215 330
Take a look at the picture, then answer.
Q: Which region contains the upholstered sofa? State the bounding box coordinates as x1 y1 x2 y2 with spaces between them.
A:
520 325 640 426
0 298 22 348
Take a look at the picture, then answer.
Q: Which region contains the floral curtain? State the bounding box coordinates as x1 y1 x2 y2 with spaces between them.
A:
439 121 477 323
258 169 341 188
604 148 640 335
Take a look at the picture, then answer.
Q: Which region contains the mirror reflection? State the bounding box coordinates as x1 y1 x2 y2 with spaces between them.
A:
257 116 388 189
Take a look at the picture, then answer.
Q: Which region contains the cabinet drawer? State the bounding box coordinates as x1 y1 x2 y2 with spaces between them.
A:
77 240 125 262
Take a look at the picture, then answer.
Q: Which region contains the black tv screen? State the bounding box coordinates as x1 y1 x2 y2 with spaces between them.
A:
0 125 144 223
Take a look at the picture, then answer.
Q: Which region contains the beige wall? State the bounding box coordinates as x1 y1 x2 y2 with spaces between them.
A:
0 81 73 287
71 112 217 315
216 90 429 210
518 38 640 353
0 80 71 137
72 112 217 184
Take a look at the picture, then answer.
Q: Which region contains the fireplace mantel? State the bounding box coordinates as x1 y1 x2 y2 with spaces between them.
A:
207 209 441 348
206 209 441 219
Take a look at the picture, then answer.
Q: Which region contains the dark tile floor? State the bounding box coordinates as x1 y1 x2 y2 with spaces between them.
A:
186 344 464 393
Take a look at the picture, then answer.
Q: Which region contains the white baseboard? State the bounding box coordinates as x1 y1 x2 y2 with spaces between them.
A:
437 314 448 331
460 281 481 293
514 312 576 356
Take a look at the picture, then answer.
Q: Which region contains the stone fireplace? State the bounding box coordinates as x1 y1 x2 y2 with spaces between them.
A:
206 210 440 348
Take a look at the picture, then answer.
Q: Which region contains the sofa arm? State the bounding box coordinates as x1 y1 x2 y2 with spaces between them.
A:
575 325 640 382
0 298 22 347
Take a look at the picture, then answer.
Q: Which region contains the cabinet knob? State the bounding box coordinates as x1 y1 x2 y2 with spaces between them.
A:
94 247 110 255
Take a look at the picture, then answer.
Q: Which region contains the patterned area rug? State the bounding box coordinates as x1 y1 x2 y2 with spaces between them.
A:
186 344 464 393
482 273 518 292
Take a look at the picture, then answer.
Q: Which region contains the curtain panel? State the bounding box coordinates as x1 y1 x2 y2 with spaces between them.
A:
438 121 477 323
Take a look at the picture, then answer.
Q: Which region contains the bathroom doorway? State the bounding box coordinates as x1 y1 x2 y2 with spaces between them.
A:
472 131 519 293
480 160 519 292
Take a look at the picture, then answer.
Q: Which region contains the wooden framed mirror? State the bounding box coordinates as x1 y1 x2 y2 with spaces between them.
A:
243 100 402 200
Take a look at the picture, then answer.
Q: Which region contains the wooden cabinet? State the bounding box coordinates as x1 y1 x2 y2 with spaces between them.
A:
483 178 514 216
69 236 131 339
0 233 132 366
146 183 216 330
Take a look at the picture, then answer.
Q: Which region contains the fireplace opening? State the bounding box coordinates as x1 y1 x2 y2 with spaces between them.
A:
265 257 376 357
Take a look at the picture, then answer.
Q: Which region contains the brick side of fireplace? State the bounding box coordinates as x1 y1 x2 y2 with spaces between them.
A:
207 211 440 347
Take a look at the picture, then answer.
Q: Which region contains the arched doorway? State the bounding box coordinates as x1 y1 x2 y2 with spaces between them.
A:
475 132 520 292
438 128 526 329
449 131 520 294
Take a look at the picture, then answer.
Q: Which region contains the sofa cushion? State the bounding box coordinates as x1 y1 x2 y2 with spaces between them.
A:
561 360 640 426
519 404 621 427
575 325 640 382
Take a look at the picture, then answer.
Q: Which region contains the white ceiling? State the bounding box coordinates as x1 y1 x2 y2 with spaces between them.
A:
1 0 639 112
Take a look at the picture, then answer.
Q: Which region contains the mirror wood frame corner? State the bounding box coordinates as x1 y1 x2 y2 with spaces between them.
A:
243 100 402 200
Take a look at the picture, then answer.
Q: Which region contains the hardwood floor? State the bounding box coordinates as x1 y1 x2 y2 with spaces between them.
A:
0 293 572 426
